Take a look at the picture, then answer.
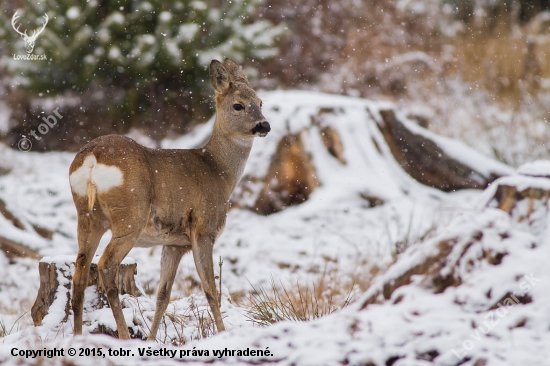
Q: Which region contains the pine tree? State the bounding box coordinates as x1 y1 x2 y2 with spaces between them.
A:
0 0 283 147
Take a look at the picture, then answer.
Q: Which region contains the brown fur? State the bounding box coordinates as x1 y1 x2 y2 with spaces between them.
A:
69 58 269 340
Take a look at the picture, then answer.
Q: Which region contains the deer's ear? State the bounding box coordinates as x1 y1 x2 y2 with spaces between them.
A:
224 58 249 84
210 60 230 94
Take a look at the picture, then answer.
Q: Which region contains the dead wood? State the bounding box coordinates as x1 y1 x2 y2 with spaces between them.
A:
254 131 320 214
359 238 457 310
0 198 25 231
492 184 550 216
377 109 501 191
0 236 40 260
320 126 346 164
31 257 142 326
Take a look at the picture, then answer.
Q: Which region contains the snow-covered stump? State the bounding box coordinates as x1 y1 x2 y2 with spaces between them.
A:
31 255 143 327
484 162 550 238
360 162 550 310
492 183 550 216
254 131 320 214
490 172 550 215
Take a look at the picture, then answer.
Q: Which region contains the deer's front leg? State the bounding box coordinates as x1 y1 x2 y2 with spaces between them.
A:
147 245 190 341
192 234 226 332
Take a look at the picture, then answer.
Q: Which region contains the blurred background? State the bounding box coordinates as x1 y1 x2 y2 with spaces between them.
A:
0 0 549 165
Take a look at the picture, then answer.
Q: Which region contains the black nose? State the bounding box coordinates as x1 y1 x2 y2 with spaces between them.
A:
252 121 271 136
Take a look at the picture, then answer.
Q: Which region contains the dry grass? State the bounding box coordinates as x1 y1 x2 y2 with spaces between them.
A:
337 6 550 103
0 298 35 338
385 213 438 261
162 297 216 346
304 3 550 166
123 294 217 346
448 37 549 165
0 312 26 337
245 278 351 326
427 20 550 166
449 19 550 104
243 259 379 327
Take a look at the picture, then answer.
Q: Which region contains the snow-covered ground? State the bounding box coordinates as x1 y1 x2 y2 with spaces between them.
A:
0 91 547 365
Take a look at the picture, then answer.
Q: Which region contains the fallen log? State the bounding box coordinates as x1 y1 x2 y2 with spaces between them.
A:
0 236 40 260
231 101 511 216
377 109 502 191
0 198 25 231
0 198 47 259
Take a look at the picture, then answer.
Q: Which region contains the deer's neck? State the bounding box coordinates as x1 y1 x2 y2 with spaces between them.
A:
203 118 253 193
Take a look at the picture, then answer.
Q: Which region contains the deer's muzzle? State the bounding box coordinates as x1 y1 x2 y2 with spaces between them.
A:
252 121 271 137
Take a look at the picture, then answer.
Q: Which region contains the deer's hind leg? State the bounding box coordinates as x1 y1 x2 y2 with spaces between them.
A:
98 231 141 339
147 245 190 341
72 202 108 336
97 198 149 340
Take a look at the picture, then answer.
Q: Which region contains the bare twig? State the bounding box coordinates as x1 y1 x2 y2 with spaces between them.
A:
218 256 223 307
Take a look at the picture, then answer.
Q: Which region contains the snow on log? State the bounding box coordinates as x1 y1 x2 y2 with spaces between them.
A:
0 236 40 260
487 160 550 216
0 198 41 260
377 109 501 191
0 198 25 231
225 91 512 214
360 164 550 310
31 255 143 327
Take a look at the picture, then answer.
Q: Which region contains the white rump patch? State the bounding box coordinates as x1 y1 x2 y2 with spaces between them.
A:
69 155 96 196
91 162 124 193
69 154 124 196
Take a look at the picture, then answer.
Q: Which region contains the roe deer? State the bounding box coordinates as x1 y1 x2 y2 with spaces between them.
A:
69 58 270 340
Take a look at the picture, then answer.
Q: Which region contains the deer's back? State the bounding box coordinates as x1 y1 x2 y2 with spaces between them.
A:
70 135 230 247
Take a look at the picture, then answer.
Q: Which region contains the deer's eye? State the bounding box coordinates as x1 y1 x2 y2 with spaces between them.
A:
260 102 263 108
233 103 244 111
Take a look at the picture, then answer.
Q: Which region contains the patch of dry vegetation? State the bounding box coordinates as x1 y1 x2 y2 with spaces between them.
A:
256 0 550 166
429 16 550 165
243 258 379 326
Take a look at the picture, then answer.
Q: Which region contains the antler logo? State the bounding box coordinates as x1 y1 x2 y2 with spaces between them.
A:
11 11 49 54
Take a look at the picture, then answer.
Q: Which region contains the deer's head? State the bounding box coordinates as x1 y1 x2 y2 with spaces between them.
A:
210 58 270 141
11 11 49 54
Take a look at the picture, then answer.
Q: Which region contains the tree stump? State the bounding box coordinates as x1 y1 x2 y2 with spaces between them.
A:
492 184 550 215
31 255 143 327
486 163 550 234
253 131 320 215
360 165 550 310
